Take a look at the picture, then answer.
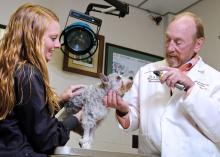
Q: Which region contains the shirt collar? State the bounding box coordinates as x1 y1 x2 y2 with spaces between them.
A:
179 54 199 72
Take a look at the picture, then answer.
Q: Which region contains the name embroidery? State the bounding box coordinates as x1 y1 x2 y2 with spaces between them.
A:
147 74 160 82
194 81 209 90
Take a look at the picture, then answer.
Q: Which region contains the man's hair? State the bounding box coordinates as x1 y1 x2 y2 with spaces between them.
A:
171 12 204 39
0 3 60 119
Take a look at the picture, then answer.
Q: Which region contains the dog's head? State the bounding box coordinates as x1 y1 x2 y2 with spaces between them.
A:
99 73 133 96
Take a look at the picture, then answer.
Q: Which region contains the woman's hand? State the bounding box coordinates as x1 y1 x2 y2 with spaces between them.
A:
58 85 85 104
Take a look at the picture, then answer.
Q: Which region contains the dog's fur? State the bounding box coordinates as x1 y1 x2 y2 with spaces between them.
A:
61 73 133 149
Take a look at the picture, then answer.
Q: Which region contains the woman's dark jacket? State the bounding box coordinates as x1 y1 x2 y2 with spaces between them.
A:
0 64 79 157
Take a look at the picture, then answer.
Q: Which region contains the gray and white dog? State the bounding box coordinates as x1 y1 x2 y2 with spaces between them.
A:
61 73 133 149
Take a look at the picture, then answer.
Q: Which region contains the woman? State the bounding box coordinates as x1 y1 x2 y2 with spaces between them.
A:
0 3 84 157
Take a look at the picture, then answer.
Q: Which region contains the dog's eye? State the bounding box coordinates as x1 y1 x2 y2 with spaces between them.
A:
129 76 133 80
116 76 121 81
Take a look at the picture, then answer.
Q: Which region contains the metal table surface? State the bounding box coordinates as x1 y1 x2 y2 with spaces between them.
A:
50 146 158 157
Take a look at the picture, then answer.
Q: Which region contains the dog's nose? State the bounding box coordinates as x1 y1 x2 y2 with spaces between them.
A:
129 76 133 80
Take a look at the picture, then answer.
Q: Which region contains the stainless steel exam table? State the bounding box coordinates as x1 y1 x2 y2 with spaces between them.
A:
50 146 158 157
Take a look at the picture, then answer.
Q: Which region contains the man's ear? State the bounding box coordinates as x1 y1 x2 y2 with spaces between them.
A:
194 37 205 53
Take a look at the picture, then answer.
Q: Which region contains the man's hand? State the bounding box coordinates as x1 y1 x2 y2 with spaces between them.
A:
158 67 194 91
103 90 130 128
103 90 129 113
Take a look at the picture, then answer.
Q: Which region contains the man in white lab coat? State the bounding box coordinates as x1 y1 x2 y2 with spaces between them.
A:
104 12 220 157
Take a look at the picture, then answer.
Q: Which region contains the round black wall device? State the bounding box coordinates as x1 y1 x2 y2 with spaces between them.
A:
60 22 98 60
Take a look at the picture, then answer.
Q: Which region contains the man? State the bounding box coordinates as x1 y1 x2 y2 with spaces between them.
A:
104 12 220 157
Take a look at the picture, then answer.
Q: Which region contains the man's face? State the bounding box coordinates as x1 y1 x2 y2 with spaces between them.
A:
165 16 201 68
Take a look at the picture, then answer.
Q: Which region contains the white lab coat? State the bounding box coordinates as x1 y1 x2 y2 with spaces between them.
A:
123 58 220 157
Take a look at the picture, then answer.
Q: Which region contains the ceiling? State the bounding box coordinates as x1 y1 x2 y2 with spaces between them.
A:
120 0 202 16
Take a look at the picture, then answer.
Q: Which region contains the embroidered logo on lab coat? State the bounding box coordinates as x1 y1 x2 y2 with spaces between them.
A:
194 81 209 90
147 74 160 82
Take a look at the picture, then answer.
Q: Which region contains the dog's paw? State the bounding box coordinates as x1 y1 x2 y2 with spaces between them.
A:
81 143 91 149
79 139 91 149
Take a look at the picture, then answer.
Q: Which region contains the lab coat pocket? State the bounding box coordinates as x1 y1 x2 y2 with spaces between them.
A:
179 137 220 157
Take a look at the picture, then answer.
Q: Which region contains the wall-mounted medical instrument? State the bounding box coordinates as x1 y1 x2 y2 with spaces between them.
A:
60 0 129 61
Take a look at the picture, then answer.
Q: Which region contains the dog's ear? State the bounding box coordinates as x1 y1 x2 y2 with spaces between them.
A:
99 73 109 85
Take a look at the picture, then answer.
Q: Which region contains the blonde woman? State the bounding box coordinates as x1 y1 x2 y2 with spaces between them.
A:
0 3 84 157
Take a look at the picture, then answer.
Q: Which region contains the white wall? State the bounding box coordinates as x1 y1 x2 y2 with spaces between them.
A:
186 0 220 70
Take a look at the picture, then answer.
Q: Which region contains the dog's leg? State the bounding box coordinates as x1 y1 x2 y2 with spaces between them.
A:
79 120 96 149
79 126 92 149
87 126 96 146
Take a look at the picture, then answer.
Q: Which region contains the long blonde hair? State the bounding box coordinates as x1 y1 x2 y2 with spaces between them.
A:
0 3 60 120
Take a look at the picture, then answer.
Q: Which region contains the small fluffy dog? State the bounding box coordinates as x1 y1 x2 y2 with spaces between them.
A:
60 73 133 149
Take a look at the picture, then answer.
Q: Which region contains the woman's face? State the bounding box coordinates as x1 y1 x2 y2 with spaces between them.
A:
43 20 61 62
